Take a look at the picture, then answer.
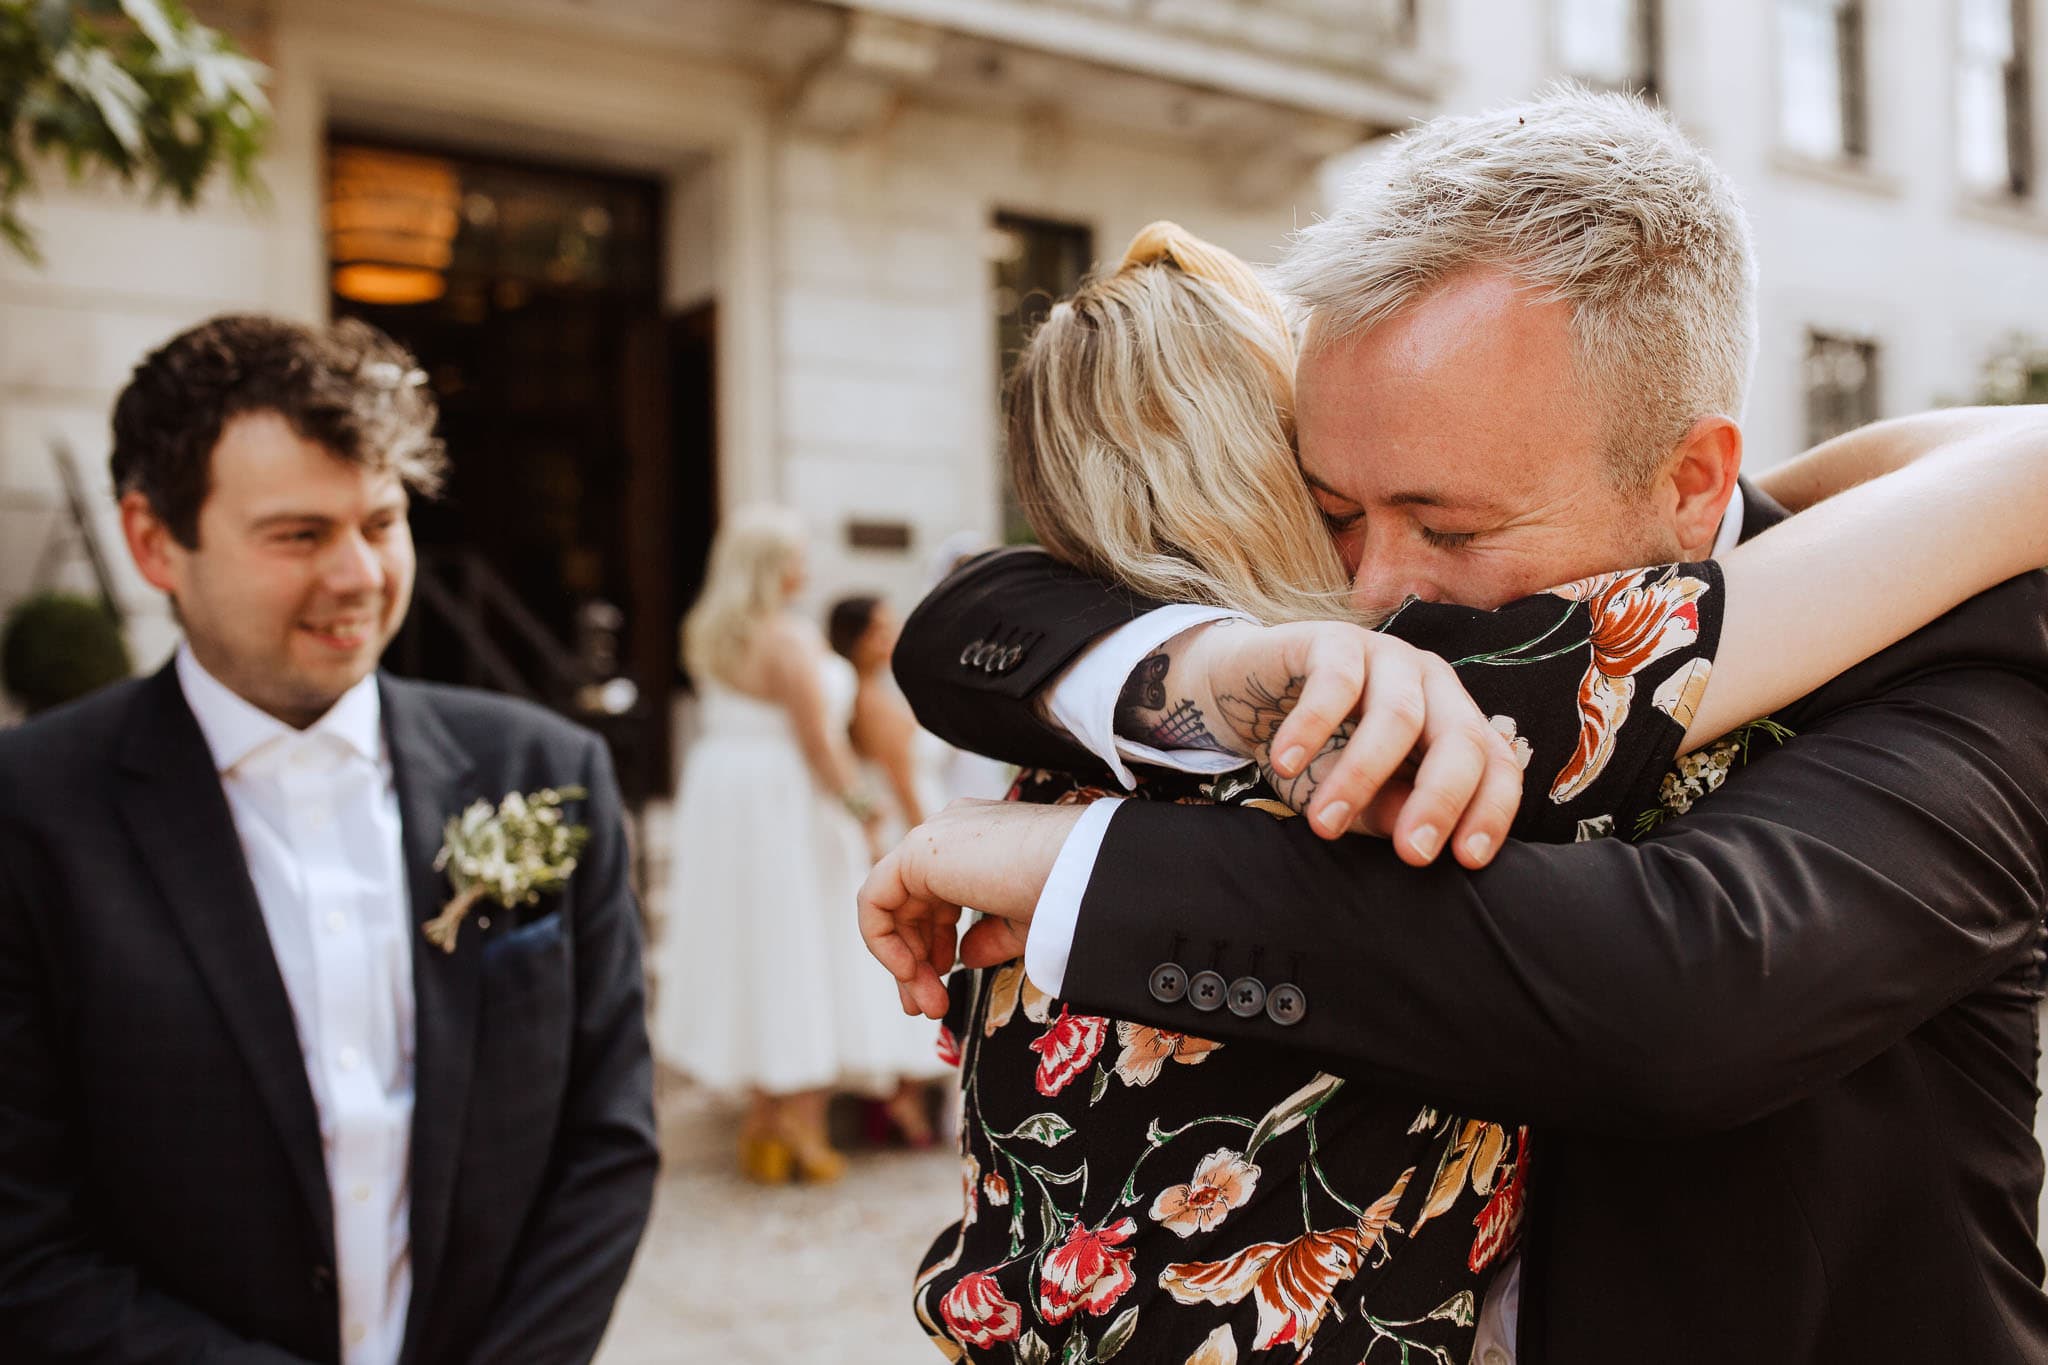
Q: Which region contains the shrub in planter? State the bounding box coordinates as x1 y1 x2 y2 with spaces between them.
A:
1 591 132 714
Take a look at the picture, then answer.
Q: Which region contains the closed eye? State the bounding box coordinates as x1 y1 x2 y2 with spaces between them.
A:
1419 527 1475 550
1319 507 1362 533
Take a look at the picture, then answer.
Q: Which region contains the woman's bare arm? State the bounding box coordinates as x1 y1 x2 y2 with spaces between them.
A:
853 684 929 829
1753 406 2021 512
1691 406 2048 745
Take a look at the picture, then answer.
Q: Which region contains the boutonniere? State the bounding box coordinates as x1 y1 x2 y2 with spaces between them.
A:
422 786 590 953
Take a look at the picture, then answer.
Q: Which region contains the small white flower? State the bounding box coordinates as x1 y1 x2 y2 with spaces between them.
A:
423 786 590 952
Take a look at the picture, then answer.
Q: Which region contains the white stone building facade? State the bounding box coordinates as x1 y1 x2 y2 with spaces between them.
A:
0 0 2043 707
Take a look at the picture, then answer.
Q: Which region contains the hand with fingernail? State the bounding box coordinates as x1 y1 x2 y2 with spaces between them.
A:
1129 620 1526 869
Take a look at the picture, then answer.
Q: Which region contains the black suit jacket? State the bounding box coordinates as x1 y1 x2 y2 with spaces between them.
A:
893 486 2048 1363
0 665 658 1364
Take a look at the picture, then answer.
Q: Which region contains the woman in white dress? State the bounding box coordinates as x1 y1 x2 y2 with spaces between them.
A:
656 506 934 1183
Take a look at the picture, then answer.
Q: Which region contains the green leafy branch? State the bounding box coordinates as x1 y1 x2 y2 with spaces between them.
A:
0 0 271 262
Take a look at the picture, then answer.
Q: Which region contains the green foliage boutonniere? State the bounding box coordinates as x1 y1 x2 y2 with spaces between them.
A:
423 786 589 953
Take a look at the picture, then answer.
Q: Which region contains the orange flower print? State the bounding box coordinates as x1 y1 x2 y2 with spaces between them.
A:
1149 1147 1261 1238
1039 1217 1139 1324
1159 1169 1412 1357
983 1172 1010 1207
935 1024 961 1068
939 1271 1024 1348
1113 1021 1224 1087
1468 1128 1530 1273
1547 567 1711 802
1055 785 1116 806
1027 1006 1110 1097
983 961 1053 1037
1412 1120 1509 1233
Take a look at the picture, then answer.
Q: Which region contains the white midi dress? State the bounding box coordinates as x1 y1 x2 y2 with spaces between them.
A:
654 653 948 1096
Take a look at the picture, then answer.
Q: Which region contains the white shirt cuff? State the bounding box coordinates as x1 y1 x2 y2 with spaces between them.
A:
1044 604 1254 789
1024 797 1124 997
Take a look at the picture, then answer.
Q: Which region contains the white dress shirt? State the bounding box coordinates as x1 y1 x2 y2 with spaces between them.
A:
1024 487 1747 1363
175 647 415 1365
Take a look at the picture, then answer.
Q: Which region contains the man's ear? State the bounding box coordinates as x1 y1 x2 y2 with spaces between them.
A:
119 491 182 597
1665 416 1743 556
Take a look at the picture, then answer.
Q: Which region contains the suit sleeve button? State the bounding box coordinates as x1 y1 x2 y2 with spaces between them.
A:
1147 963 1188 1004
1187 970 1227 1012
960 640 986 668
1226 976 1267 1018
1265 983 1307 1027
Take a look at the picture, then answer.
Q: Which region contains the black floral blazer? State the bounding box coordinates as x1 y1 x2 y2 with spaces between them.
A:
915 562 1733 1365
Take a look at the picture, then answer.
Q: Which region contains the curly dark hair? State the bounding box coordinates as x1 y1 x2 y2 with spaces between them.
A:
110 314 448 547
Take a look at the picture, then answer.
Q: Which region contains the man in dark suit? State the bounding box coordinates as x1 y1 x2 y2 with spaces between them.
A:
0 315 658 1364
862 90 2048 1364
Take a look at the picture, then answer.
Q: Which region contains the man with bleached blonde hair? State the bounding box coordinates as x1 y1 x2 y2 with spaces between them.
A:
871 85 2048 1363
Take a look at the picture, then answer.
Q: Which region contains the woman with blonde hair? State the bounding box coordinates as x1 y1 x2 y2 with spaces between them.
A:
912 224 2048 1362
655 505 936 1182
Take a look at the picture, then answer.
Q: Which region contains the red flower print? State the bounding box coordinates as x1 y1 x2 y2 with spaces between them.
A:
1547 568 1711 802
935 1024 961 1068
1469 1128 1530 1272
1039 1217 1138 1324
940 1271 1024 1348
983 1172 1011 1207
1027 1006 1110 1096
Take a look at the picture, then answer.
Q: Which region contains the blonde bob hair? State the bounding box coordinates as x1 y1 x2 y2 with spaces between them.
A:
681 503 807 686
1006 221 1355 624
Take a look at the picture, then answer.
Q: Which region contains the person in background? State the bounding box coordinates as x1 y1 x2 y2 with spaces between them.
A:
830 593 955 1147
655 508 935 1182
0 313 656 1365
830 595 940 834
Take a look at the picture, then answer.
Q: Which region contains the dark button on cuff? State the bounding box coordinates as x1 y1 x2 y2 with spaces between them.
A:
960 640 986 668
1226 975 1267 1018
1265 982 1307 1027
1188 969 1226 1012
1148 962 1188 1004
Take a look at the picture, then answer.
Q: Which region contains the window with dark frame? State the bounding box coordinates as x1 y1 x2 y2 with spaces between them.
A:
1959 0 2034 198
990 212 1095 545
1555 0 1660 99
1804 331 1882 447
1778 0 1869 161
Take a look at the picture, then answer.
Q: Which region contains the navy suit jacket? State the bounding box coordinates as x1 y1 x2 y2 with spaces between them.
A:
0 666 658 1364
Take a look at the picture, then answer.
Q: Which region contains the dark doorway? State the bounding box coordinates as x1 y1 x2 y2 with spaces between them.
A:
326 135 709 801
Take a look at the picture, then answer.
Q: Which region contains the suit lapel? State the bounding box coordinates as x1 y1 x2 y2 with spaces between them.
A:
1736 476 1789 541
116 664 335 1252
381 675 480 1362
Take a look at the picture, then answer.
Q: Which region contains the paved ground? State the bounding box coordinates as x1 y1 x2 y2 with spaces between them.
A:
595 1073 960 1365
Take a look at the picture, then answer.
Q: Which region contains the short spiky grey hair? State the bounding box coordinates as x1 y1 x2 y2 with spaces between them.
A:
1277 84 1758 486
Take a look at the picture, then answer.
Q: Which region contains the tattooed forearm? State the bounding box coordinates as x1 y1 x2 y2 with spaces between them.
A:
1114 652 1232 752
1117 653 1170 715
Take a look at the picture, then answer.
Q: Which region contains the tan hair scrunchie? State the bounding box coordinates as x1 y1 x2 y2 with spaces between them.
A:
1118 220 1292 338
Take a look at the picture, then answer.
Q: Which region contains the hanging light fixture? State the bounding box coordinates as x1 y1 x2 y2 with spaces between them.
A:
327 146 461 305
